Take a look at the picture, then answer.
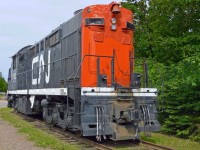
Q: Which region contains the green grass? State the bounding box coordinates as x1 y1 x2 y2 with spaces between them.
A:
0 94 5 99
0 108 79 150
141 132 200 150
1 107 200 150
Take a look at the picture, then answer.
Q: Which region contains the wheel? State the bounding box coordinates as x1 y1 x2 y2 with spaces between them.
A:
76 130 83 137
7 101 13 108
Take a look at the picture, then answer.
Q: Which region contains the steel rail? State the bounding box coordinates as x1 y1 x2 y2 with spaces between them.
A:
14 111 173 150
141 140 175 150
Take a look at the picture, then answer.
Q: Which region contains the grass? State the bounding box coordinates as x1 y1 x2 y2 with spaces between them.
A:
0 94 5 100
141 132 200 150
0 108 79 150
1 107 200 150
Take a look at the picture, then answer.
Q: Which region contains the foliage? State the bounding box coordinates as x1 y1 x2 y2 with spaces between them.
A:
148 54 200 139
122 0 152 58
148 0 200 64
122 0 200 142
0 77 7 92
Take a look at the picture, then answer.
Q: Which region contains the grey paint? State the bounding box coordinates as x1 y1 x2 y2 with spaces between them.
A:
8 11 82 91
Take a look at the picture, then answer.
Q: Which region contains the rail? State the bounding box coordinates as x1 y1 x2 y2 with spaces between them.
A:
14 53 151 90
15 111 173 150
15 56 75 90
72 54 114 80
141 140 175 150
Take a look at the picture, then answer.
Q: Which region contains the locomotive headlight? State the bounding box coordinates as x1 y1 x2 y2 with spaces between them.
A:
111 18 117 24
111 24 117 30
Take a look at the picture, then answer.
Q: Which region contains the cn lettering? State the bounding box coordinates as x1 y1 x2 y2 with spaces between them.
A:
32 50 51 85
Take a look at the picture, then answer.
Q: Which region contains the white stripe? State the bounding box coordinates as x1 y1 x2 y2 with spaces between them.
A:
8 87 157 97
8 90 27 95
132 88 157 93
81 87 157 97
8 88 67 96
82 87 114 92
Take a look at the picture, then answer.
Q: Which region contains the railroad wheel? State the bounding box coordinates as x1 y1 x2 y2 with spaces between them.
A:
61 124 67 131
46 120 54 129
76 130 83 137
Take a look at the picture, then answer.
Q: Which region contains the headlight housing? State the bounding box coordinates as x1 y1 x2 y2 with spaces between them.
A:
111 24 117 30
111 18 117 24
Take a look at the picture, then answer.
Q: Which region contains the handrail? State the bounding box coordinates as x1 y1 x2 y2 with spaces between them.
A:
72 54 114 81
16 56 76 89
130 57 150 88
16 56 75 77
16 54 151 89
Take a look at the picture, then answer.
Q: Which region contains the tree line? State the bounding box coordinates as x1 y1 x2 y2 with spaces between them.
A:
122 0 200 142
0 76 7 93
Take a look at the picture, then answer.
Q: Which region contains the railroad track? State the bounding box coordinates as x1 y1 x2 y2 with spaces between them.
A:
141 141 174 150
14 111 173 150
15 111 113 150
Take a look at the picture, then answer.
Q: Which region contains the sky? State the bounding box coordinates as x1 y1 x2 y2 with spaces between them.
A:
0 0 122 79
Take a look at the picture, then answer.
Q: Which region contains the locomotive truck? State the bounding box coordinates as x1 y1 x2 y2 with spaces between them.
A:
7 2 160 141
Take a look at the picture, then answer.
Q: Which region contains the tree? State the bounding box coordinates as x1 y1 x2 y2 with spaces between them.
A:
122 0 200 141
147 0 200 141
148 0 200 64
122 0 200 63
159 54 200 140
122 0 153 58
0 77 7 92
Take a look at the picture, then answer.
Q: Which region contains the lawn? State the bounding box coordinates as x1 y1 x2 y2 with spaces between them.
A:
0 108 79 150
0 107 200 150
141 132 200 150
0 94 5 100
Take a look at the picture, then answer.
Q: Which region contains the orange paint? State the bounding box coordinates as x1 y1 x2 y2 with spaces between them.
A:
81 2 134 87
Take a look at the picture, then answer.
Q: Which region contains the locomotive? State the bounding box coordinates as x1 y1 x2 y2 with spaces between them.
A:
7 2 160 141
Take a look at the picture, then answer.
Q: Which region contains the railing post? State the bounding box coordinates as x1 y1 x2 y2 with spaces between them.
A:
97 57 100 87
111 58 114 86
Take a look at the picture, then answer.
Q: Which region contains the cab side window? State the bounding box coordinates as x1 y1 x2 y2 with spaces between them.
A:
13 56 16 69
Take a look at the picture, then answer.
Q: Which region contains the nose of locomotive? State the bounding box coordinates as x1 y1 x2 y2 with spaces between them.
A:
108 88 161 141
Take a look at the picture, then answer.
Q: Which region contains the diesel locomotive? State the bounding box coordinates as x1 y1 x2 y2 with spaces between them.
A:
7 2 160 141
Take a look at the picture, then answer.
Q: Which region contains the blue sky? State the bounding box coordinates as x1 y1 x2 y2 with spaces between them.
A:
0 0 121 79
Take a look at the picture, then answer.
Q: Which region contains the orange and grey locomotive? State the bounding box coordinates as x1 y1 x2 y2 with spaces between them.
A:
7 2 160 141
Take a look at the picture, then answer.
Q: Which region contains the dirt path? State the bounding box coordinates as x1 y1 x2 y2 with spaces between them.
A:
0 114 50 150
0 100 7 108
